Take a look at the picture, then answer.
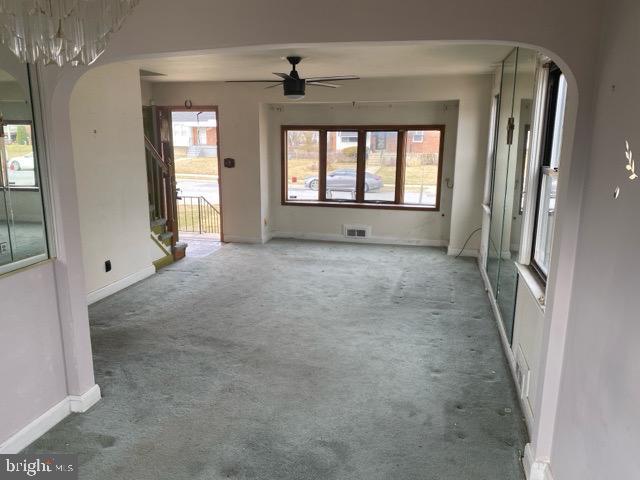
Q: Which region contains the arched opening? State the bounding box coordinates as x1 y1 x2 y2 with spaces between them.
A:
24 38 584 479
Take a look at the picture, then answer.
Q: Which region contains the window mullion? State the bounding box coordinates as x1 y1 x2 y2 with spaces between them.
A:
319 129 327 201
395 130 406 204
355 130 366 203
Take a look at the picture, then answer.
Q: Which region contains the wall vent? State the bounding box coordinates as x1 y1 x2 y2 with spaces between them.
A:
343 224 371 239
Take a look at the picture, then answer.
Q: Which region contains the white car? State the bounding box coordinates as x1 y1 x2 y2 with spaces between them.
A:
8 152 35 171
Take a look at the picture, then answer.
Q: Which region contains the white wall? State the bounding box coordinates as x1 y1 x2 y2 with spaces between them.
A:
70 63 156 298
267 101 459 245
140 79 153 106
0 45 97 452
549 0 640 478
149 75 492 248
0 262 68 446
511 276 545 428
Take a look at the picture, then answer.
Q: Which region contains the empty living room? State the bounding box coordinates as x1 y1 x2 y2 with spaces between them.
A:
1 1 638 479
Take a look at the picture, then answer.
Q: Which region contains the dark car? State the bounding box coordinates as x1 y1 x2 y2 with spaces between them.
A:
304 169 383 192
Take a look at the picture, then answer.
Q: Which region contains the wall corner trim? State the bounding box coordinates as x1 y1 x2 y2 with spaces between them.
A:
523 443 554 480
0 384 101 454
87 265 155 305
69 384 101 413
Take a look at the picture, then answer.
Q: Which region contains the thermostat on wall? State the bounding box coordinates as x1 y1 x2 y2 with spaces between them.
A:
224 158 235 168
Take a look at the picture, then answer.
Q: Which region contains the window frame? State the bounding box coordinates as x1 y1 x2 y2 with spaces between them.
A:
530 64 563 283
518 124 531 214
281 124 445 211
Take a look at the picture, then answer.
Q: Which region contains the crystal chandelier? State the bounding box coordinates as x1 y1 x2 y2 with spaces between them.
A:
0 0 140 66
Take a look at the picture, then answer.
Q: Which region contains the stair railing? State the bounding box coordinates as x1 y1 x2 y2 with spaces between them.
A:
176 195 221 234
144 136 176 240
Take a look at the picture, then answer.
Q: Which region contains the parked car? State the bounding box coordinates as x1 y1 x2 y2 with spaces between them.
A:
304 169 383 192
8 152 35 171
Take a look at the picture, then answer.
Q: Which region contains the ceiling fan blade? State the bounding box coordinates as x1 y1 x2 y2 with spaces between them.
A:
225 80 285 83
273 72 294 80
307 81 340 88
264 83 283 89
305 75 360 82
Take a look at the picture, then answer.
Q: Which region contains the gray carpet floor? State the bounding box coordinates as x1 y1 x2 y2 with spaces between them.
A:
27 240 527 479
0 221 47 265
179 232 223 258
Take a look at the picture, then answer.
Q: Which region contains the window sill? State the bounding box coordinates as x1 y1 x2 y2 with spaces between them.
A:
282 200 440 212
0 254 51 278
5 186 40 192
515 261 546 312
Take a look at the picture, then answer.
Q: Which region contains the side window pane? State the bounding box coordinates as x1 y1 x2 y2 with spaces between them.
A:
286 130 319 201
403 130 441 207
5 124 36 188
533 173 557 275
364 131 396 202
326 131 358 201
533 72 566 276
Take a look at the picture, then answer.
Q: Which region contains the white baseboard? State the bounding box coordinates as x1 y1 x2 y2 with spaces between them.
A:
447 246 479 257
0 384 101 454
523 443 553 480
87 265 155 305
223 235 263 244
271 231 447 247
69 384 101 413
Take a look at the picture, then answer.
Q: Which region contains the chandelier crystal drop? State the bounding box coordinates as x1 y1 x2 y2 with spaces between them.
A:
0 0 140 66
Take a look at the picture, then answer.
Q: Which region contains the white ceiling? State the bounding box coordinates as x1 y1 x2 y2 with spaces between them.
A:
134 44 514 82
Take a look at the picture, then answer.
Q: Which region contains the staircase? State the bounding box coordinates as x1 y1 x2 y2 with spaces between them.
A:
144 135 186 268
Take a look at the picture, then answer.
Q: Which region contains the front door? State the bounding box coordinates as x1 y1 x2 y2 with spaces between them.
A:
168 108 223 257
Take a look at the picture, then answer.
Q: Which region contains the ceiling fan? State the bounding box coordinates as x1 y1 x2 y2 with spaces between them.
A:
226 56 359 100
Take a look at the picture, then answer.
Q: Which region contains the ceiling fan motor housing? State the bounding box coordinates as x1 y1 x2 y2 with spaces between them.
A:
284 78 306 98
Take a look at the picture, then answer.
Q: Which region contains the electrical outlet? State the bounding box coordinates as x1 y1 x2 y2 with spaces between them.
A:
105 260 112 272
0 242 8 255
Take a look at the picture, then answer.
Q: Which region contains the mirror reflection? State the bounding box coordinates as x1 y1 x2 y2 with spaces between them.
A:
486 47 537 341
0 65 48 268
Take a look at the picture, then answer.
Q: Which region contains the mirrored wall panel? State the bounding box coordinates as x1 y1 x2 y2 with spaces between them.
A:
487 48 517 299
0 59 48 272
485 47 538 342
496 49 537 331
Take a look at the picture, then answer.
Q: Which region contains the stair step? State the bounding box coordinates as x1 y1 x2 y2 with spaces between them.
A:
151 217 167 228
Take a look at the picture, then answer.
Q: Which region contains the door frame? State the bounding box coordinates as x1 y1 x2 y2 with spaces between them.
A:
167 105 224 243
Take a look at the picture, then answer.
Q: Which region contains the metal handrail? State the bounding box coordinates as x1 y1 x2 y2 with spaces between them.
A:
198 195 220 214
177 195 220 234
